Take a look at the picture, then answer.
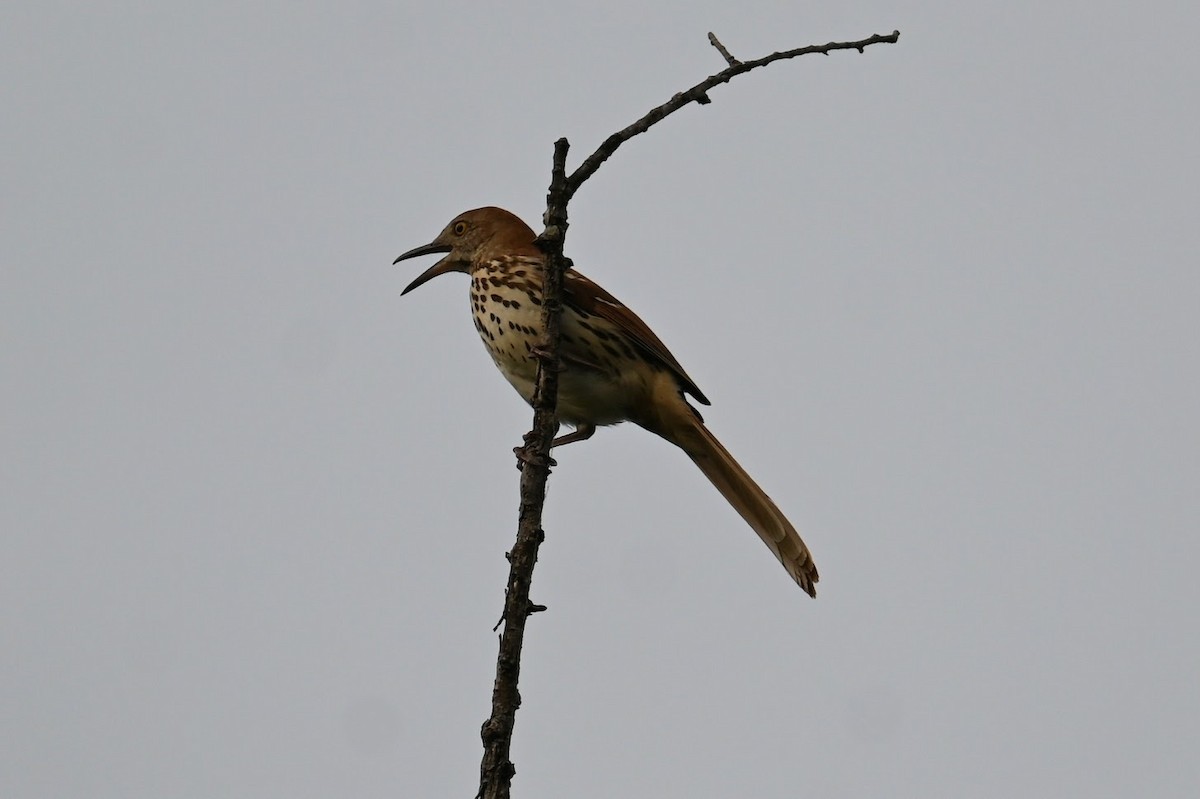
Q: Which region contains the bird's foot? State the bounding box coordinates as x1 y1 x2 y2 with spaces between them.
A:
528 345 567 371
513 432 556 470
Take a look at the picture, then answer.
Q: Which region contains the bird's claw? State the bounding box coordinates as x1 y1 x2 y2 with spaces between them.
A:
529 345 567 371
513 443 556 471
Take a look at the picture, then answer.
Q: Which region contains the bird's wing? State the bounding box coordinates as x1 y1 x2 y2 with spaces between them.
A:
563 269 711 406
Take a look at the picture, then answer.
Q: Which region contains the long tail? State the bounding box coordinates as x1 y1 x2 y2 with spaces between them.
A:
662 411 819 596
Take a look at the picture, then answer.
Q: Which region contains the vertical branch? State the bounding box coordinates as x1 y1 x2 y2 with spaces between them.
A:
476 139 572 799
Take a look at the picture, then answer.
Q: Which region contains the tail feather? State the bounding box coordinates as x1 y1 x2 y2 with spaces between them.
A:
668 415 819 596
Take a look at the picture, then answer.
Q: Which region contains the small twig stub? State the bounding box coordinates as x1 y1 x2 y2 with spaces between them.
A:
708 32 741 66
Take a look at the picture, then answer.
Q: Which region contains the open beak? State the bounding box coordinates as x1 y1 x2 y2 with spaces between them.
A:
393 242 455 295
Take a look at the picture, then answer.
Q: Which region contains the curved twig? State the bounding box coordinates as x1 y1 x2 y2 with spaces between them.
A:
565 30 900 199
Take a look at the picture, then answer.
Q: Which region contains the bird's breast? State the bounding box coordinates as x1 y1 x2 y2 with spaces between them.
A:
469 261 545 401
467 258 660 429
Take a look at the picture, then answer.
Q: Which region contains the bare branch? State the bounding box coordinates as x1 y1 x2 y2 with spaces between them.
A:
475 29 899 799
476 138 571 799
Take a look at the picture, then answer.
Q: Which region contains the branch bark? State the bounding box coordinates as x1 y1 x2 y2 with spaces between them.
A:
476 140 569 799
475 29 899 799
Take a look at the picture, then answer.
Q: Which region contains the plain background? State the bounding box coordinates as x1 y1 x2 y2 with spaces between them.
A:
4 2 1198 797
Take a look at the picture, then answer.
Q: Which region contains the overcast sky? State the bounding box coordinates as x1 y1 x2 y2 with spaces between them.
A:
4 2 1198 797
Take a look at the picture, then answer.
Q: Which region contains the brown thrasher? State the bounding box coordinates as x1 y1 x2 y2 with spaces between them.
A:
394 207 818 596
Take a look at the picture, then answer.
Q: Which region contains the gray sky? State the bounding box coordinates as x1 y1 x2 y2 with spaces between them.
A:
4 1 1198 797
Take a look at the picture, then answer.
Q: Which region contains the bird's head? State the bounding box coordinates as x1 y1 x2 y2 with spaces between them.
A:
394 206 538 295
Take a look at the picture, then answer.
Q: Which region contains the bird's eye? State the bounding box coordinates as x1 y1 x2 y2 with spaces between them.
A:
452 221 468 236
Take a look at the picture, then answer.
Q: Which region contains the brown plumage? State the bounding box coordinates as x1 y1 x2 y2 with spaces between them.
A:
395 206 818 596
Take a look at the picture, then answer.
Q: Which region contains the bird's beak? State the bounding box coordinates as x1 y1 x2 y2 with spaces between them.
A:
394 242 455 295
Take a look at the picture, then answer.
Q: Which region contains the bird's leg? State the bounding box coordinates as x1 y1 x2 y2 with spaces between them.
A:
551 423 595 449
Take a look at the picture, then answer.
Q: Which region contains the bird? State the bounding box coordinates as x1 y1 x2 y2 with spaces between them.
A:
394 206 818 596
